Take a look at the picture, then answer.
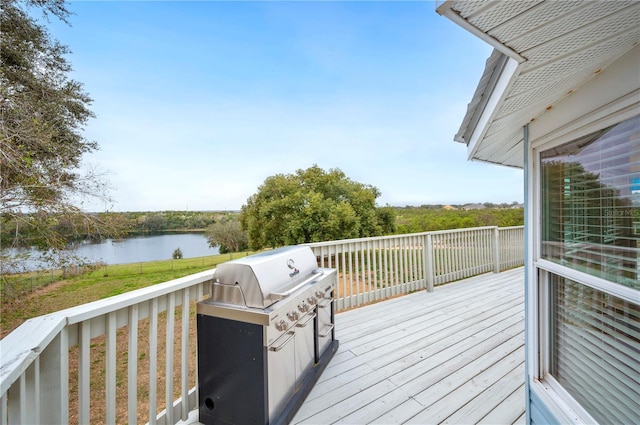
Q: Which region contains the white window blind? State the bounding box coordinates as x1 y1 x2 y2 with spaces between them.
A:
541 116 640 289
551 274 640 425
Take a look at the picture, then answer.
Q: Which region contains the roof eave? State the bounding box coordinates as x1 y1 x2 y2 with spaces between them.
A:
457 53 521 163
437 1 524 164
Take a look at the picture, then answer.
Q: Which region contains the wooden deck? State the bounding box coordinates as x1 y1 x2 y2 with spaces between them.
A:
292 267 525 425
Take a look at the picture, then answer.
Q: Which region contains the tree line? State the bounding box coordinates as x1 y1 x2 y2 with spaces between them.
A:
1 205 522 237
0 211 232 246
394 207 523 234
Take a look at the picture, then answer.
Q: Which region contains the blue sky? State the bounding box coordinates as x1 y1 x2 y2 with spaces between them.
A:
49 1 523 212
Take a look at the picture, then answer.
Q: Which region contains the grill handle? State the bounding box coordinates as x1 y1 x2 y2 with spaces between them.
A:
269 331 294 352
318 323 334 338
296 313 316 328
318 298 332 309
269 269 324 301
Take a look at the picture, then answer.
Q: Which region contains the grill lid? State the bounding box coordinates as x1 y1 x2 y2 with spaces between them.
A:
212 245 319 309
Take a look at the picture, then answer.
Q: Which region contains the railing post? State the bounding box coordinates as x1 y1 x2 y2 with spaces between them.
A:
493 227 500 273
39 328 69 424
425 234 434 292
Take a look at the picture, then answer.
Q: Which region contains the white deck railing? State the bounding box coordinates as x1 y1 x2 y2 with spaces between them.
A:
308 226 524 311
0 270 214 425
0 226 523 424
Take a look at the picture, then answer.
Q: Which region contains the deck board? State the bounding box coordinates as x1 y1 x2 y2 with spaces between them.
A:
293 267 525 425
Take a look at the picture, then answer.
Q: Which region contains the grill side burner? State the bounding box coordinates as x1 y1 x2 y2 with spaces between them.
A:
197 246 339 425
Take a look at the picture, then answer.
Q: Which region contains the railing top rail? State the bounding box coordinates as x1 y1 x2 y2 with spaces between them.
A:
64 268 215 325
305 232 430 247
497 225 525 231
305 226 521 248
427 226 500 235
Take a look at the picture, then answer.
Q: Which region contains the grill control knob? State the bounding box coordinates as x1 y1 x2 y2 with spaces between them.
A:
298 302 309 313
307 296 318 305
315 291 325 299
275 320 288 331
287 311 299 321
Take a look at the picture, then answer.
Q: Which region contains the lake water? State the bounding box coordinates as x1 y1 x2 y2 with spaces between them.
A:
13 233 220 269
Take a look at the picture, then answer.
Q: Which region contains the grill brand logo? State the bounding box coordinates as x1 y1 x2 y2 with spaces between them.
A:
287 258 300 277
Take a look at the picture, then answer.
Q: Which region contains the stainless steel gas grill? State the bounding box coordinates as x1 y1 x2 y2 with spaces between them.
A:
197 246 338 425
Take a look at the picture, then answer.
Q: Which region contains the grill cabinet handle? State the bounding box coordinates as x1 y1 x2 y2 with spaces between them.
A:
318 298 332 309
318 324 334 338
296 313 316 328
269 331 294 352
270 269 324 301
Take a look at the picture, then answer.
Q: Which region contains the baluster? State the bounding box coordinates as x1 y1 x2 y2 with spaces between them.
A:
149 298 158 424
353 242 361 305
79 320 91 424
181 289 190 420
128 304 139 425
106 312 117 425
165 293 175 425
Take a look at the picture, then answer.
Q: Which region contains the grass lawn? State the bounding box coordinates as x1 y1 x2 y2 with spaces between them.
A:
1 252 253 338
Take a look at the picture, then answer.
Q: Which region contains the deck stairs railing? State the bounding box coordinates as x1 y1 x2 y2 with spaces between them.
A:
0 226 523 424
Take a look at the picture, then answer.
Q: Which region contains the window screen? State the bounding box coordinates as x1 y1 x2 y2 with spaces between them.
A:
541 116 640 289
550 274 640 425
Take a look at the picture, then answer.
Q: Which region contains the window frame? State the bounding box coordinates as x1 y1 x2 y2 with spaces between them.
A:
528 107 640 424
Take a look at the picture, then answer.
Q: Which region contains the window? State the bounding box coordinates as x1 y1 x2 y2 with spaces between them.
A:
539 115 640 424
550 273 640 424
541 116 640 289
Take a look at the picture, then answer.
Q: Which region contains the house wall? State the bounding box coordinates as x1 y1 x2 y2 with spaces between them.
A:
524 45 639 424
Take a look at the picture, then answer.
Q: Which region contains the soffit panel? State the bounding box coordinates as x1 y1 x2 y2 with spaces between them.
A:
510 27 640 96
499 136 525 167
488 1 586 46
466 1 544 33
522 5 640 68
475 127 523 167
484 109 530 139
502 142 524 167
450 1 494 18
503 1 634 53
499 74 582 118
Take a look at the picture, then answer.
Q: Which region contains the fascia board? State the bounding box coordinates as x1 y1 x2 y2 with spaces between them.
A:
436 1 526 63
466 57 521 162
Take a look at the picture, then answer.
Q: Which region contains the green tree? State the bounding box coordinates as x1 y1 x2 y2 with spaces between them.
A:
1 0 119 270
376 205 396 234
205 216 248 254
140 214 166 233
240 165 395 249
